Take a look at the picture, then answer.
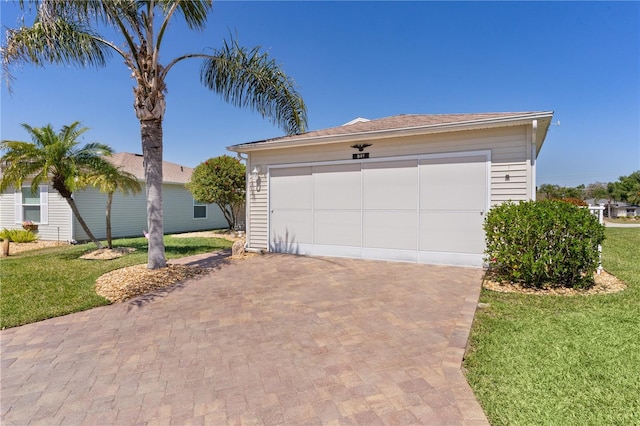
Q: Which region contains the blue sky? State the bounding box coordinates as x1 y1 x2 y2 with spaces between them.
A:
1 1 638 187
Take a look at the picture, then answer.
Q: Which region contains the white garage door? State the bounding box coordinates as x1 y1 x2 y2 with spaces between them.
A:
269 153 488 267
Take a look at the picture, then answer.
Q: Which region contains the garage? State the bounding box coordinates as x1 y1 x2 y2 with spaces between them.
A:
228 111 553 268
269 153 488 266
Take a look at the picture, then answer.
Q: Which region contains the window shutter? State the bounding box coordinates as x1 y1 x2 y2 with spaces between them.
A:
15 189 22 224
40 185 49 224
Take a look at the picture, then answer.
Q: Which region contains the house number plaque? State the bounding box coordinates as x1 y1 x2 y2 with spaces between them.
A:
352 152 370 159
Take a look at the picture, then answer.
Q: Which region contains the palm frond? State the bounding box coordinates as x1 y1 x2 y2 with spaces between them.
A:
1 141 43 190
3 16 110 69
158 0 212 31
82 163 141 195
200 37 308 135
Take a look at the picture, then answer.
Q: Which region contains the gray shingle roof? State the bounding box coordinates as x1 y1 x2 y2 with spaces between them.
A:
227 111 554 151
106 153 193 184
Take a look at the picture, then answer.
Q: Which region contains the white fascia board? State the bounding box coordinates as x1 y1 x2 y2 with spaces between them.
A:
227 111 555 153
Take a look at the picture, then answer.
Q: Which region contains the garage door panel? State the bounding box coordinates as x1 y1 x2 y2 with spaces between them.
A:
420 211 485 253
363 210 417 250
363 160 418 210
314 210 361 246
314 164 361 210
420 156 486 210
270 166 312 210
268 153 488 267
270 210 313 248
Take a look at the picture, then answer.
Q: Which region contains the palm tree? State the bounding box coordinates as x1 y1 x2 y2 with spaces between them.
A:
0 122 113 249
81 164 141 249
2 1 307 269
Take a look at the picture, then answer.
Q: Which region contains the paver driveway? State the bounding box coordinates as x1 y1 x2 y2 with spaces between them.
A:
1 253 487 425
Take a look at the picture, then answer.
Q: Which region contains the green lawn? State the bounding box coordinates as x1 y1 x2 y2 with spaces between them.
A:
464 228 640 425
0 235 233 329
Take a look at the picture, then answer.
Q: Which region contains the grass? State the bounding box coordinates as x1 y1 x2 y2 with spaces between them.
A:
605 217 639 224
0 235 233 329
464 228 640 425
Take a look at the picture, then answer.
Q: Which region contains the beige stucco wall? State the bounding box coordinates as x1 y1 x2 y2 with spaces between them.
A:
244 124 534 250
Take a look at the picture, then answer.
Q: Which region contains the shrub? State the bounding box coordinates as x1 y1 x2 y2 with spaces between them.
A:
552 197 588 207
0 228 38 243
484 200 605 288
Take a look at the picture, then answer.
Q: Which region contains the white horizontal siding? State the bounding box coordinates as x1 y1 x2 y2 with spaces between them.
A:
73 187 110 241
246 125 531 250
73 184 228 241
0 186 73 242
0 189 17 229
162 184 228 234
247 174 268 249
39 191 73 241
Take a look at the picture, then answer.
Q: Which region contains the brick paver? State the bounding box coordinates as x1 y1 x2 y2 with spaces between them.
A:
1 253 488 425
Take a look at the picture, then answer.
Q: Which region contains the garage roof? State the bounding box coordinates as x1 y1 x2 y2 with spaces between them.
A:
228 111 554 153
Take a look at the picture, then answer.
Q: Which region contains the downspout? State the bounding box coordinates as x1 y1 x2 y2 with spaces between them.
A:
531 120 538 201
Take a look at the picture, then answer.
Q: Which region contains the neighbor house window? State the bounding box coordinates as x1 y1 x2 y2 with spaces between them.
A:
17 185 48 224
193 199 207 219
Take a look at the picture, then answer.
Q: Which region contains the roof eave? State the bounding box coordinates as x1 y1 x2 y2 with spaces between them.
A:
227 111 555 153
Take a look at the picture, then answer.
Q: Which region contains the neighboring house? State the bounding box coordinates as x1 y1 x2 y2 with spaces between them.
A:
610 202 640 218
0 152 228 242
585 198 640 218
587 198 640 218
228 111 554 267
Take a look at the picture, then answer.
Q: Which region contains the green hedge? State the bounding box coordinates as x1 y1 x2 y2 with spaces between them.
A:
484 200 605 288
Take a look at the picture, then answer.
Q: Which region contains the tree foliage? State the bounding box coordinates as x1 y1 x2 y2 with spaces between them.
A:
186 155 245 229
2 0 307 269
584 182 609 203
537 183 585 200
0 122 113 248
609 171 640 205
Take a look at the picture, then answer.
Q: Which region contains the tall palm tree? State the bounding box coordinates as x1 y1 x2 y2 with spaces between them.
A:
81 164 141 249
0 122 113 248
2 1 307 269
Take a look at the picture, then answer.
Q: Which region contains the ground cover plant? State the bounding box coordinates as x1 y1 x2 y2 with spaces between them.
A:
0 235 232 329
0 228 37 243
465 228 640 425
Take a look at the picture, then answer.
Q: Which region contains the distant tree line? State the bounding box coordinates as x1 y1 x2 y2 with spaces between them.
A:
537 171 640 206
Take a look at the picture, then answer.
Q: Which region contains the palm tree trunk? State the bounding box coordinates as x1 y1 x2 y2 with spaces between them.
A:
141 118 166 269
106 192 113 249
64 195 103 249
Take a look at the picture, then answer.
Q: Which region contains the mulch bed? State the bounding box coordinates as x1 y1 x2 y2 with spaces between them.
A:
95 264 209 303
483 269 627 296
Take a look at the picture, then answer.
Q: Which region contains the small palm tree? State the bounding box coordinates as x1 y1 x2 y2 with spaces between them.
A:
0 122 113 248
81 164 141 249
2 1 307 269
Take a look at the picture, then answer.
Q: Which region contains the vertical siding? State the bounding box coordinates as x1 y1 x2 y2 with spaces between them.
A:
246 125 532 250
0 187 73 242
73 184 228 241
